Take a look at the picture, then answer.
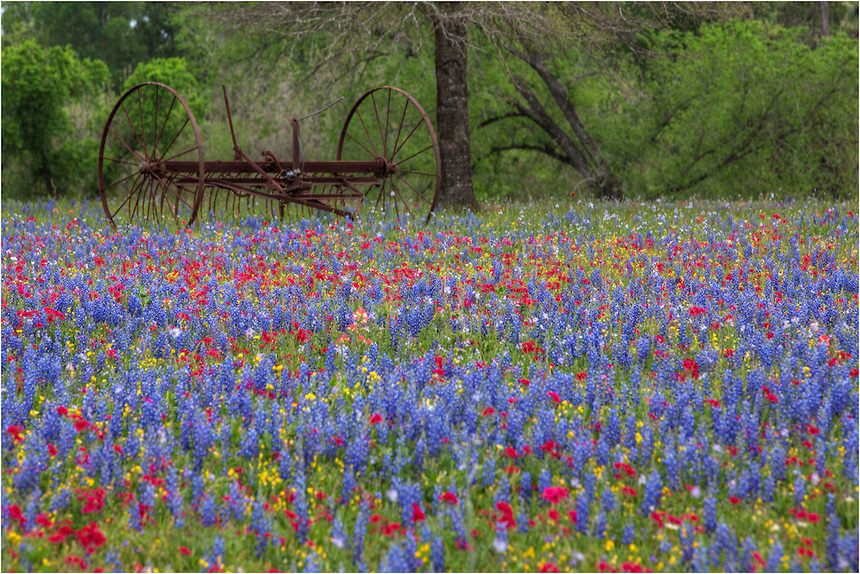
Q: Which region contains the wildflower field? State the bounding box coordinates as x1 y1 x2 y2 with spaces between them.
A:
1 198 858 573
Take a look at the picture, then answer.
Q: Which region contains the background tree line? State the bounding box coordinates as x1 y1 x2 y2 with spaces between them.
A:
1 1 857 206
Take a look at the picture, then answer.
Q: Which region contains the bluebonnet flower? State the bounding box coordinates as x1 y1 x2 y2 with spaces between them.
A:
430 534 445 573
793 472 806 506
593 512 606 539
250 500 271 557
601 486 616 514
640 469 662 515
575 490 590 535
622 523 635 545
352 499 370 569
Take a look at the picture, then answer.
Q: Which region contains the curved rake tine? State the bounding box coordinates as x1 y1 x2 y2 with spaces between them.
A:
109 173 143 219
390 178 415 218
130 176 151 223
150 171 194 211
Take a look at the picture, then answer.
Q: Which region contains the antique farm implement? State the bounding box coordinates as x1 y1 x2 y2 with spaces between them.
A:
98 82 441 227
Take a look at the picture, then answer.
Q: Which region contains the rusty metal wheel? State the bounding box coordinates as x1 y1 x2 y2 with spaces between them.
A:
98 83 205 228
337 87 440 223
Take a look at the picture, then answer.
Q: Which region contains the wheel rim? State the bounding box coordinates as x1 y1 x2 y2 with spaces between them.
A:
337 87 440 223
98 83 205 228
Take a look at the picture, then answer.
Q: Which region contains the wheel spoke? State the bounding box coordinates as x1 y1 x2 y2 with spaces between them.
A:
120 102 148 158
391 118 425 160
370 92 385 158
394 143 435 167
153 96 177 157
344 131 378 159
384 89 392 158
395 168 438 177
390 98 410 161
137 89 148 157
394 171 432 205
355 109 378 157
103 156 139 167
159 118 190 160
108 127 145 162
153 86 160 157
102 170 140 192
160 145 198 163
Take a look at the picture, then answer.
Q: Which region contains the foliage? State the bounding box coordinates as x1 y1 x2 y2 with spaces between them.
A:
479 19 858 201
621 20 859 199
1 40 110 197
123 57 207 120
0 2 857 203
0 198 858 572
0 1 182 86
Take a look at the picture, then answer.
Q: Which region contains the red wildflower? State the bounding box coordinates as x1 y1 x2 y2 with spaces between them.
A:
440 492 459 505
519 378 530 386
179 546 192 556
729 496 741 505
496 501 516 529
6 425 24 442
541 486 568 505
47 443 58 456
411 503 425 522
504 447 518 459
546 391 561 404
539 563 561 573
77 522 106 548
369 413 383 425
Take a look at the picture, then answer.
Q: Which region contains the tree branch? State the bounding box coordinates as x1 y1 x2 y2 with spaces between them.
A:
489 143 575 167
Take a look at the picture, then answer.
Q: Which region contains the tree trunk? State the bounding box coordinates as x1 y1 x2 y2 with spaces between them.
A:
433 5 480 211
820 1 830 37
